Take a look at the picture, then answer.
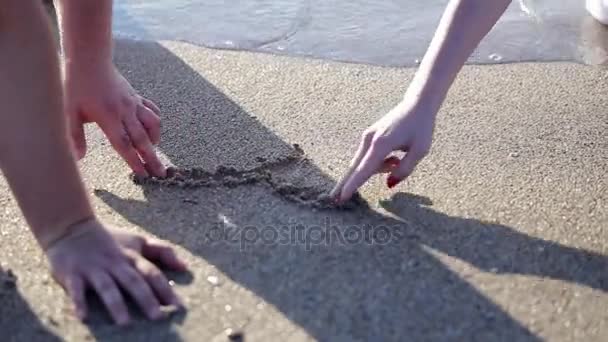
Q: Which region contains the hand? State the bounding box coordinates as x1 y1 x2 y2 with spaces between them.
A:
45 218 188 325
63 62 166 177
331 100 437 202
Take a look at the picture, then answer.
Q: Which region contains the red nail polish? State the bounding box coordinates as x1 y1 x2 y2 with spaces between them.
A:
387 176 401 189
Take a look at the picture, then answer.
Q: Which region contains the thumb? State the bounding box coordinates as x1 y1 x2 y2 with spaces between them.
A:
69 118 87 160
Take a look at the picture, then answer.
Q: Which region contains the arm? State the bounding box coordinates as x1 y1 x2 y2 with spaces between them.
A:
54 0 113 67
0 1 185 325
405 0 512 110
333 0 512 202
0 1 93 248
54 0 167 178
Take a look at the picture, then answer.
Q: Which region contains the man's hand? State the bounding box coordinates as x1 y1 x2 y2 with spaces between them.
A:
45 218 187 325
63 62 166 177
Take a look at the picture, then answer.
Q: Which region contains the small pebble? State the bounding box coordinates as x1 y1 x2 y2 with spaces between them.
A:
292 143 304 154
207 275 220 286
509 152 520 158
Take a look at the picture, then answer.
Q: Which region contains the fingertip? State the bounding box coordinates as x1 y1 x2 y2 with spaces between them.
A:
387 175 402 189
113 304 131 326
166 255 188 272
134 166 150 177
144 163 166 178
149 308 165 321
117 315 131 327
175 259 188 272
174 295 185 308
338 190 351 204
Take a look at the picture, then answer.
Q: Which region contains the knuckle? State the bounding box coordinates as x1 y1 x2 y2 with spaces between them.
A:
130 129 148 146
103 100 122 115
120 95 136 110
147 112 161 127
145 268 164 282
370 133 388 147
360 129 375 143
96 277 115 294
114 131 132 149
124 270 141 285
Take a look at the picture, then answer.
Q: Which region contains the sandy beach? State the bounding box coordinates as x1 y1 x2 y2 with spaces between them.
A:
1 39 607 341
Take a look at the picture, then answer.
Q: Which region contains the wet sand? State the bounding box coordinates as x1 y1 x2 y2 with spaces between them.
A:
1 39 607 341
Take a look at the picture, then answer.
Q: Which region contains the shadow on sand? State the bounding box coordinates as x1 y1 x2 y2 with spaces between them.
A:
87 40 608 341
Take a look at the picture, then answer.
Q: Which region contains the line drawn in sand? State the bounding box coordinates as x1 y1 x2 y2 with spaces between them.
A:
131 144 366 210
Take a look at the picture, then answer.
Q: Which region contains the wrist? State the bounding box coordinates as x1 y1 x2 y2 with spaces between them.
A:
402 82 445 117
62 53 113 74
36 214 97 251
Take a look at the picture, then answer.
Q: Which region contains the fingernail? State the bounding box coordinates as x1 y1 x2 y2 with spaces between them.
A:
387 176 401 189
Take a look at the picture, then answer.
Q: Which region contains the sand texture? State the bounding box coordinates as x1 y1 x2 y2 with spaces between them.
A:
0 39 607 341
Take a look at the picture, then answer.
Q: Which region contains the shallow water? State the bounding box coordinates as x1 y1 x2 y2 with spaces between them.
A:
113 0 608 66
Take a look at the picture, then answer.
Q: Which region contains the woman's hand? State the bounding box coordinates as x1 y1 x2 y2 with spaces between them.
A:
331 100 437 203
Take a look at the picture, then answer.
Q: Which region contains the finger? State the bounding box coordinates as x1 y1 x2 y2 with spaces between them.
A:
387 149 424 188
142 238 188 272
69 118 87 160
378 155 401 174
102 123 148 176
329 130 374 199
134 256 182 307
86 272 130 326
65 275 87 321
111 263 165 320
136 105 161 145
123 115 166 178
141 98 161 116
340 139 391 202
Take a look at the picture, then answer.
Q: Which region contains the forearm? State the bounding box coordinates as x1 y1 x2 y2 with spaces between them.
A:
0 1 94 249
54 0 113 66
406 0 511 110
